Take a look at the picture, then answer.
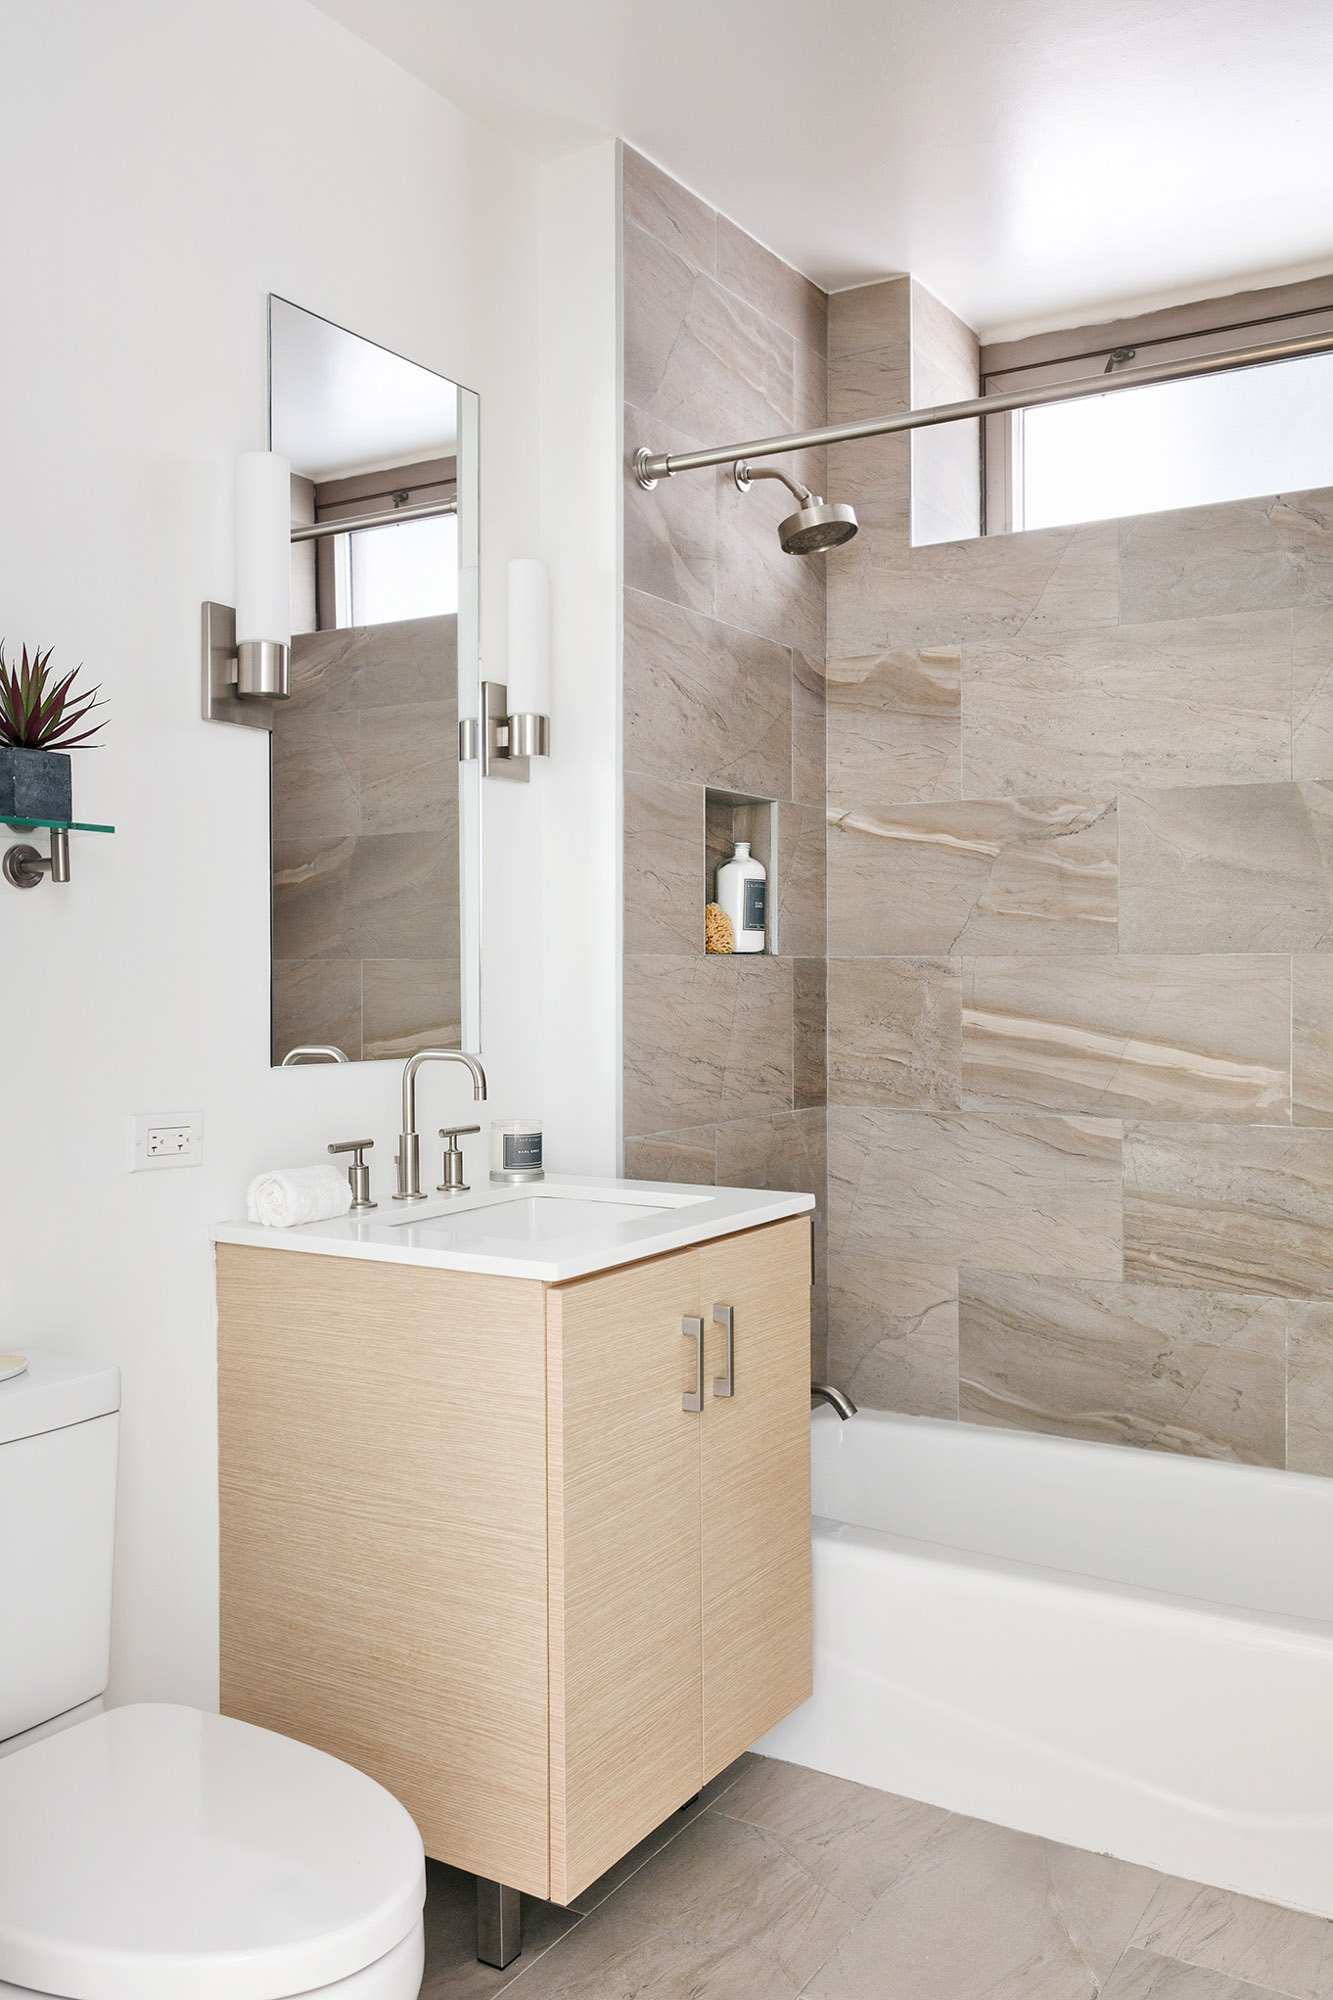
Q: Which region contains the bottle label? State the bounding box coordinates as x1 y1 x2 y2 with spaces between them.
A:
743 879 767 934
503 1129 543 1171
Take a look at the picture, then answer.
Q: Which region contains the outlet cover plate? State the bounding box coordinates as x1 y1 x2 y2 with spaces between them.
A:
131 1110 204 1172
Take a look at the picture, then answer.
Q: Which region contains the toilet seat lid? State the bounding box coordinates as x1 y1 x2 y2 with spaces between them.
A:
0 1704 425 2000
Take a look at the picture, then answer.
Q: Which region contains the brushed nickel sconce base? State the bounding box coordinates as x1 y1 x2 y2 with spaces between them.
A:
201 602 289 729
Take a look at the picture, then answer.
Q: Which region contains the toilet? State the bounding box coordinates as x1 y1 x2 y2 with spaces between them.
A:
0 1353 426 2000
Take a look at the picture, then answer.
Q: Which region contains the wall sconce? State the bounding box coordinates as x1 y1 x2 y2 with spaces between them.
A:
464 559 552 782
201 451 293 731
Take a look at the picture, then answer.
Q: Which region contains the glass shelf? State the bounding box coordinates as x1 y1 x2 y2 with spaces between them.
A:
2 817 114 833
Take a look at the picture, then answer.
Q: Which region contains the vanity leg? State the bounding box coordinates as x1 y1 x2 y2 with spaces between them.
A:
476 1877 522 1968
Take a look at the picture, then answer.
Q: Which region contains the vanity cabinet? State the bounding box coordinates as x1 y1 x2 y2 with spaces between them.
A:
216 1215 811 1905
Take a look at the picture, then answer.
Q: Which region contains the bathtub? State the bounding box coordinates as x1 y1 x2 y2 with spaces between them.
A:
756 1408 1333 1916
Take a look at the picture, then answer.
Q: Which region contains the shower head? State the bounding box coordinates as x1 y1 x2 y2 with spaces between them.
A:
733 461 858 556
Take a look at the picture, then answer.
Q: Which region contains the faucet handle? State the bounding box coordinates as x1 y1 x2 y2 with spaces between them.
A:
328 1139 376 1212
437 1125 481 1194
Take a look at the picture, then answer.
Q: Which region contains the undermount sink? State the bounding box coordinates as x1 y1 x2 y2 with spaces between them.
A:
383 1190 697 1250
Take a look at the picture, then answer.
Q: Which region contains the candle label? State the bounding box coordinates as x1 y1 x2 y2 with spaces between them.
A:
503 1130 543 1171
743 880 767 933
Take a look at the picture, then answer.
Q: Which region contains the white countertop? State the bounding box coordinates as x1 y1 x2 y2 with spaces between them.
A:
212 1174 815 1283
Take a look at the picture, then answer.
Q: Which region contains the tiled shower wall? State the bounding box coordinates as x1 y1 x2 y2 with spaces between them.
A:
620 147 830 1364
825 275 1333 1471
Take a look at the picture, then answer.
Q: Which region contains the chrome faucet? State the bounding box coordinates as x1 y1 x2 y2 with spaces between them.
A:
395 1049 487 1200
812 1382 857 1420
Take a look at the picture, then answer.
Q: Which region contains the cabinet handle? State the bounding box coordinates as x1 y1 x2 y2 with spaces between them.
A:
682 1316 704 1413
712 1303 735 1399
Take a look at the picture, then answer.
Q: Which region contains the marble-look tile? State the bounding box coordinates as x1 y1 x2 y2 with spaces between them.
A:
271 959 361 1066
1130 1872 1333 1999
623 955 793 1135
272 705 359 839
791 651 827 808
1100 1949 1286 2000
961 956 1292 1123
623 1127 718 1185
717 214 826 353
827 797 1117 957
1293 606 1333 779
1119 489 1333 625
776 802 825 958
828 957 961 1110
418 1859 579 1999
827 344 912 504
272 836 354 960
495 1900 793 2000
624 772 705 955
826 1253 959 1417
623 221 794 446
358 701 457 835
962 611 1293 797
1286 1303 1333 1476
828 277 911 358
624 403 716 614
1124 1124 1333 1299
828 1108 1122 1279
826 647 961 808
713 1758 949 1916
793 958 827 1109
624 590 793 798
716 1107 825 1211
1120 784 1333 954
802 1815 1160 2000
622 144 716 273
958 1271 1286 1464
715 466 826 658
360 959 461 1062
344 833 457 959
1293 959 1333 1125
338 613 457 711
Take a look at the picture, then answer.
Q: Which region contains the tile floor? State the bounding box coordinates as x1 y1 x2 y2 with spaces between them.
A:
419 1753 1333 1999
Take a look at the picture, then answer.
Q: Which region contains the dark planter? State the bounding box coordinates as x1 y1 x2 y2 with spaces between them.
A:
0 745 72 823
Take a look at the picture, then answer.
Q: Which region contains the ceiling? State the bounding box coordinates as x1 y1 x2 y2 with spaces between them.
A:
270 296 458 482
309 0 1333 339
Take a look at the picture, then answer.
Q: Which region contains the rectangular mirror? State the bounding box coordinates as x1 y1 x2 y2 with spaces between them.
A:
267 296 480 1064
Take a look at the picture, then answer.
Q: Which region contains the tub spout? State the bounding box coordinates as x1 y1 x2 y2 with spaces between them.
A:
812 1382 857 1420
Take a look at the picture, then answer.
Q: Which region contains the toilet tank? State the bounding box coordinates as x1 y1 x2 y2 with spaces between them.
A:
0 1352 120 1745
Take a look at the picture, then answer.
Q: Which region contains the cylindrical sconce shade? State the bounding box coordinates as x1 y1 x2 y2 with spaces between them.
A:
506 558 550 718
235 451 292 650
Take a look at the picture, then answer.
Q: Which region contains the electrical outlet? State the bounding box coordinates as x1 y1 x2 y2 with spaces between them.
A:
131 1111 203 1172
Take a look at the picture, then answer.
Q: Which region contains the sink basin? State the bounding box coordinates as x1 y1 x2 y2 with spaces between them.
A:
387 1193 684 1252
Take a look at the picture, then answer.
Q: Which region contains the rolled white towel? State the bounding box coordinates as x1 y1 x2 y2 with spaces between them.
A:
246 1164 352 1229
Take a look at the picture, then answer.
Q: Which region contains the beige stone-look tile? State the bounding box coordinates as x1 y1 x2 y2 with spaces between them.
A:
272 835 354 960
624 403 716 615
828 276 911 358
792 651 827 808
1100 1949 1286 2000
715 467 826 658
271 959 361 1066
802 1815 1160 2000
829 957 961 1110
827 1252 959 1417
962 611 1292 797
827 344 912 509
826 646 961 808
1287 1302 1333 1476
712 1757 950 1916
1120 785 1333 954
776 802 825 958
624 590 793 798
827 797 1117 956
717 214 826 353
338 612 457 711
344 833 457 959
828 1107 1122 1279
1293 958 1333 1124
358 701 458 834
1119 489 1333 625
624 221 794 446
493 1900 794 2000
418 1858 579 1999
624 772 705 956
623 144 716 273
623 955 793 1136
961 955 1292 1123
1124 1124 1333 1299
716 1108 825 1224
959 1270 1286 1464
623 1127 718 1186
360 959 461 1062
793 957 827 1109
1130 1872 1333 1999
272 704 359 839
1293 606 1333 779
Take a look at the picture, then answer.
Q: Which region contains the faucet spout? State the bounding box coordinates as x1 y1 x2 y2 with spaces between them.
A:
396 1049 489 1201
811 1382 857 1420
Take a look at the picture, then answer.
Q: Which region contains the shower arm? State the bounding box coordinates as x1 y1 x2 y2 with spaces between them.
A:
734 461 815 505
633 323 1333 487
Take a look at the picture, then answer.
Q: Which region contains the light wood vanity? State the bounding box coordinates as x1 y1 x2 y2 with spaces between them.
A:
215 1195 812 1907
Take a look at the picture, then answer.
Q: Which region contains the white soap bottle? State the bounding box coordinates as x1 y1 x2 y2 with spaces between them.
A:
716 841 766 953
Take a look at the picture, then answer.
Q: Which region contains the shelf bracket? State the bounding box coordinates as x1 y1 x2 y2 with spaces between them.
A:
3 827 70 889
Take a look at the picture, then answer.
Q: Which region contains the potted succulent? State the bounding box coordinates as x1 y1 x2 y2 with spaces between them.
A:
0 644 106 823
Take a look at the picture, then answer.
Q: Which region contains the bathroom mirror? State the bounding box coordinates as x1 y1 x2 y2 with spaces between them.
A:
267 296 480 1064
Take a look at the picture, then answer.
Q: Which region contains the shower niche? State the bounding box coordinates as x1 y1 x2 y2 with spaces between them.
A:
705 788 777 955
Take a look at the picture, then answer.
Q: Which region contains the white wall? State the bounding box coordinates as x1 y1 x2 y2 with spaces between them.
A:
0 0 620 1710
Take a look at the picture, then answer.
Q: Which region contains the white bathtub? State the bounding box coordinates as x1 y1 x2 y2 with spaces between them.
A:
757 1408 1333 1915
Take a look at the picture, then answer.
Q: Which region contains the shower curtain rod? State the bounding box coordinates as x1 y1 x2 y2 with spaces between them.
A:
633 324 1333 487
290 494 458 542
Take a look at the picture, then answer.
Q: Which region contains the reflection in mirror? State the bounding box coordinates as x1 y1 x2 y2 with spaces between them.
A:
267 297 480 1066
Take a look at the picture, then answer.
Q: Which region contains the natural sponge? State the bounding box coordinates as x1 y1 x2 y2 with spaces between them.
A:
705 902 735 954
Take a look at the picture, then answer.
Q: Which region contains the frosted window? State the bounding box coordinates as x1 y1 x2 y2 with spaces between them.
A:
1018 351 1333 531
346 513 458 624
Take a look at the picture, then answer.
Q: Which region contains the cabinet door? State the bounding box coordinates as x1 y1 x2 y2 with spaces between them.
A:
699 1219 812 1779
545 1246 704 1903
